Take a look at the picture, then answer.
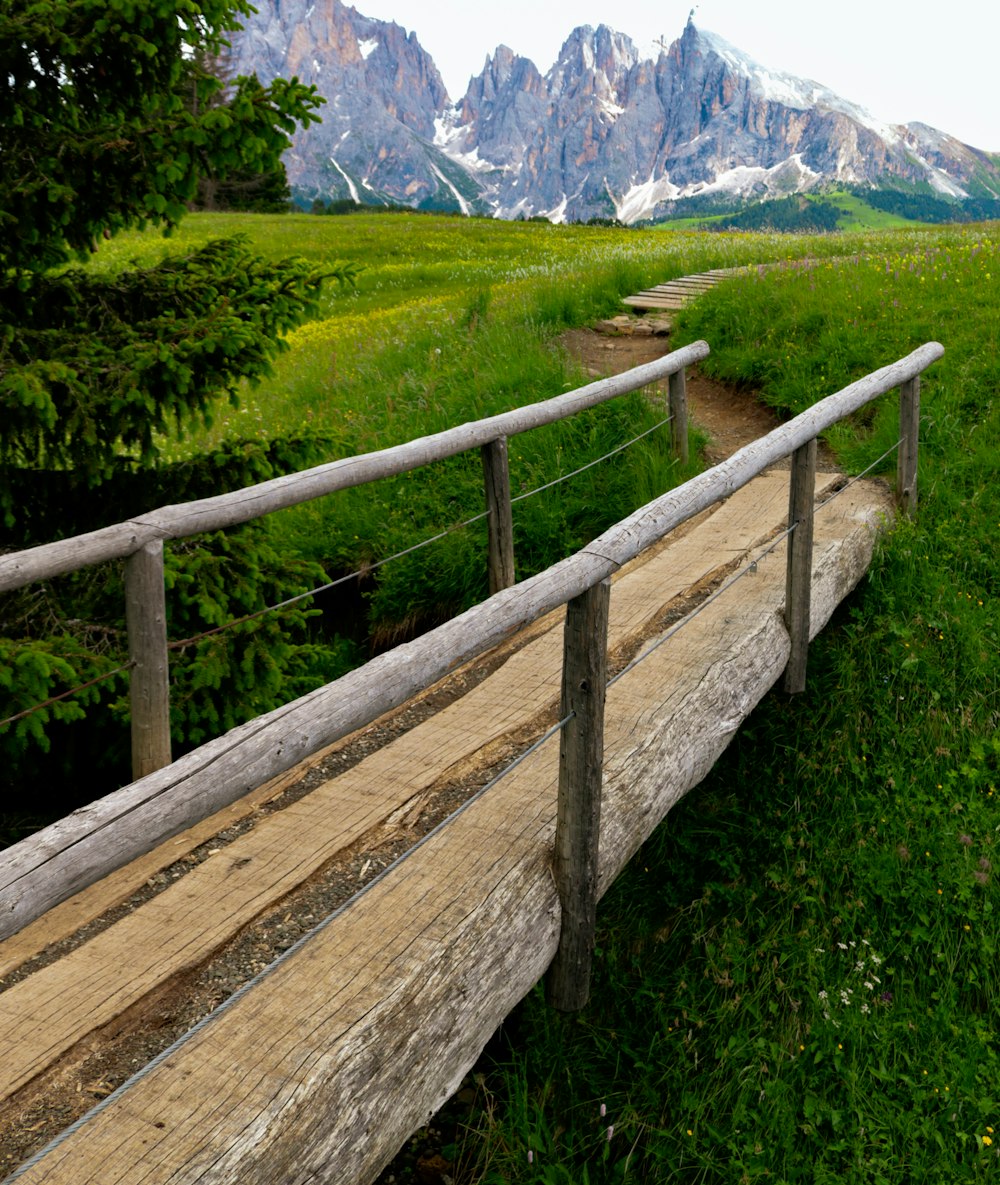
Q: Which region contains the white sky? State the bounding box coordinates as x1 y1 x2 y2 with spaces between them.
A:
351 0 999 152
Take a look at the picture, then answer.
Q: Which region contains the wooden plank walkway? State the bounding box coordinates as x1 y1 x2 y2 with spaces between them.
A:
622 267 743 311
0 469 894 1184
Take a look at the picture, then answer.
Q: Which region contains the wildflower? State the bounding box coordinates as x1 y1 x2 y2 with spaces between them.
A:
607 1126 614 1141
600 1103 607 1118
959 834 973 847
528 1150 534 1164
984 1135 994 1147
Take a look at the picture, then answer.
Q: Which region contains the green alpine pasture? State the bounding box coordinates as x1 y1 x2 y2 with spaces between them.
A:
77 212 843 647
443 221 1000 1183
8 209 1000 1183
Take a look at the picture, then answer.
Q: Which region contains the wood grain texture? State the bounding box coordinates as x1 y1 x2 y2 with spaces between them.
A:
0 458 861 941
481 437 516 594
125 541 172 779
0 353 939 944
668 367 689 465
1 337 940 937
0 741 354 980
547 578 610 1011
3 480 893 1185
783 439 817 694
897 376 920 517
0 475 807 1104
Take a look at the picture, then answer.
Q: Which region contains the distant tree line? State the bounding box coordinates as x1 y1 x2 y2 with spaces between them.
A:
708 196 842 233
849 186 1000 224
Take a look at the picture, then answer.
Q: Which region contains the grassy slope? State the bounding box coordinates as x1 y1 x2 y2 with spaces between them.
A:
454 223 1000 1184
811 191 917 231
654 193 918 233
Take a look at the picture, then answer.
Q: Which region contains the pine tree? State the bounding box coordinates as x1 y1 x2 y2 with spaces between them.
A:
0 0 354 815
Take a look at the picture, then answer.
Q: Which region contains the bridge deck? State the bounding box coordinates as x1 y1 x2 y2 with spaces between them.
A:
0 470 893 1184
622 267 743 310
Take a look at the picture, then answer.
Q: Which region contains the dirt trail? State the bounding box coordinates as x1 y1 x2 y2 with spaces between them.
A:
0 315 842 1183
560 324 839 468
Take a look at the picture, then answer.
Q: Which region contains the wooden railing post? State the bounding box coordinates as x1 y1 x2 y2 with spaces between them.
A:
668 367 689 466
783 438 817 695
481 436 516 594
546 577 611 1012
897 376 920 518
125 540 172 780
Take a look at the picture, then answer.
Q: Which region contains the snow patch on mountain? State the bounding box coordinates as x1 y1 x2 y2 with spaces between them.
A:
696 27 903 145
226 4 1000 223
615 175 682 222
329 158 359 202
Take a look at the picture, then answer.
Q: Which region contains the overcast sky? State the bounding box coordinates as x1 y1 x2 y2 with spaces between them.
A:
351 0 998 152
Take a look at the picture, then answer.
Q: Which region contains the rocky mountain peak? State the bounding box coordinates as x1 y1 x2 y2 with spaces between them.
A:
226 4 1000 221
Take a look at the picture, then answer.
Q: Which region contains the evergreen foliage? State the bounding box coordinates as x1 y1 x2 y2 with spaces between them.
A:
0 0 355 805
851 185 1000 224
710 195 843 233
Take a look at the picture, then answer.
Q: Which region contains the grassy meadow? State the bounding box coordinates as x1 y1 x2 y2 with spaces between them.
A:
438 224 999 1183
62 213 1000 1180
85 212 846 647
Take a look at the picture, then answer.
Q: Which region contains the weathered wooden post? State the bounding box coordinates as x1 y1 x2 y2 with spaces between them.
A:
897 376 920 518
547 577 611 1011
481 436 516 594
125 540 172 779
668 367 689 466
783 437 817 694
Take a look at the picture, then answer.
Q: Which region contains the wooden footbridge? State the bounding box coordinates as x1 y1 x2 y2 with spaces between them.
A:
0 339 942 1183
622 267 741 311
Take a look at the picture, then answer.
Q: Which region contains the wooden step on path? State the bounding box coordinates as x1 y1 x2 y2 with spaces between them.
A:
623 267 744 311
0 470 894 1185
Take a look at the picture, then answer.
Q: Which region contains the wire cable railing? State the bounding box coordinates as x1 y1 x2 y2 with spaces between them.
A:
1 408 678 726
0 342 941 954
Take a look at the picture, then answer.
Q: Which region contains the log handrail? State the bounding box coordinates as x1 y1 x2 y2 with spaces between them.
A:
1 340 707 779
0 343 710 592
0 341 943 941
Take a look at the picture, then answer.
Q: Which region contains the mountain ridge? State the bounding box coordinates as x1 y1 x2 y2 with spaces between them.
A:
226 2 1000 222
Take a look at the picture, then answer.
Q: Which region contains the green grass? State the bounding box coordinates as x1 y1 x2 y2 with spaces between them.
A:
438 221 1000 1183
55 215 1000 1184
653 192 920 233
803 191 918 231
9 205 995 1181
86 212 861 646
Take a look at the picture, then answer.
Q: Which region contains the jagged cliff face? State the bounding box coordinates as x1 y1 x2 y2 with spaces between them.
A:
225 0 482 211
227 5 1000 221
